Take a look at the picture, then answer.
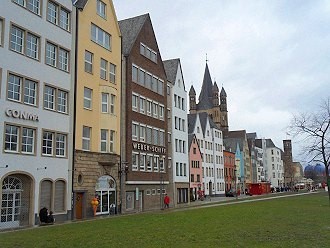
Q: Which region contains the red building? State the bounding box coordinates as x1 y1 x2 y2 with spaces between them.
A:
188 134 203 200
224 150 236 191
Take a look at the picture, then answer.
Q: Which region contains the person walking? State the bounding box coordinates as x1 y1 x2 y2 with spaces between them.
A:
164 194 170 209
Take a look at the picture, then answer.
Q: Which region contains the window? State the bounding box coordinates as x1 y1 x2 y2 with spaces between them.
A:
97 0 106 18
145 73 152 89
191 174 194 182
54 180 65 212
82 126 91 151
43 131 66 157
47 1 71 31
132 122 139 141
146 100 152 116
132 65 138 82
10 25 40 60
109 63 116 83
101 93 108 113
91 24 110 50
152 76 158 92
139 125 146 142
132 94 138 111
193 148 196 154
110 94 115 114
159 130 165 146
55 133 66 157
46 42 70 71
153 156 159 172
159 105 164 120
13 0 41 15
132 153 138 171
100 58 107 79
159 157 165 172
147 155 153 172
139 97 145 114
146 126 152 144
4 124 36 154
100 129 108 152
153 102 158 118
58 48 69 71
110 130 115 153
84 50 93 73
140 154 146 171
157 79 163 95
153 128 158 146
138 69 145 86
7 73 38 106
46 42 56 66
84 87 92 109
44 85 68 113
140 43 157 63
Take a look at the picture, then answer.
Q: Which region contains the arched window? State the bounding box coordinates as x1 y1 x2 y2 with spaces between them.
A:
40 180 52 210
54 180 65 212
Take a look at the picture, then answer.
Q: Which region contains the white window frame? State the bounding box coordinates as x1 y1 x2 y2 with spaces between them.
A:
140 153 146 171
132 93 138 112
84 87 92 110
55 133 66 157
82 126 91 151
110 63 116 84
132 122 139 141
153 156 159 172
4 124 19 153
147 154 153 172
101 92 109 113
153 102 158 118
100 58 107 80
110 94 115 114
146 99 152 116
44 85 55 110
110 130 115 153
100 129 108 152
96 0 106 19
132 152 139 171
42 130 54 156
85 50 93 73
91 23 111 50
139 125 146 142
159 104 164 120
139 97 145 114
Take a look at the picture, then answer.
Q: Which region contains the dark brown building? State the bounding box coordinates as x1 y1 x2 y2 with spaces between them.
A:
119 14 169 212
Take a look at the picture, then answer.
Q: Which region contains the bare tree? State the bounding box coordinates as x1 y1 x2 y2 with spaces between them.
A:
289 97 330 205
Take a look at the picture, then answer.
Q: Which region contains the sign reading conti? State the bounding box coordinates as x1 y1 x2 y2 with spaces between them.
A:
5 109 39 121
132 142 166 154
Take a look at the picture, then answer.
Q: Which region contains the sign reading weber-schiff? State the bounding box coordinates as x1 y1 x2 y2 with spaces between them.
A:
132 142 166 154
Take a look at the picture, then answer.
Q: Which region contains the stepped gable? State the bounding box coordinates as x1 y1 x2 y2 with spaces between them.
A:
189 85 196 95
118 14 149 55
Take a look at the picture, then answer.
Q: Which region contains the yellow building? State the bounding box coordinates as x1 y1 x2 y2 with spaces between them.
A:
72 0 121 219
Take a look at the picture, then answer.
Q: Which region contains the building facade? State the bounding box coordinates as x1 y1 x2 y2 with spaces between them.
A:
0 0 74 229
188 112 225 197
164 59 189 206
72 0 122 219
119 14 169 212
224 150 236 191
188 134 203 200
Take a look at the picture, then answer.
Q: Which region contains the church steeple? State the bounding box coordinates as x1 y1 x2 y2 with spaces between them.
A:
220 86 227 111
189 85 196 112
197 63 213 110
213 81 219 106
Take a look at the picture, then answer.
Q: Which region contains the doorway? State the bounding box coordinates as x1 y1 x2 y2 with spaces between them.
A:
75 193 83 219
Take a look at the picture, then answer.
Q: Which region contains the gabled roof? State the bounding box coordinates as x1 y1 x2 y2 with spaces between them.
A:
73 0 88 9
213 82 219 92
163 59 179 84
226 130 247 140
247 132 257 140
255 138 276 149
198 112 209 135
224 138 243 153
197 63 213 110
118 14 149 55
188 114 197 134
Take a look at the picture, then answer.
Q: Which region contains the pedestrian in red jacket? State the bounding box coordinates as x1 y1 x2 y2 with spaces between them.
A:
164 194 170 209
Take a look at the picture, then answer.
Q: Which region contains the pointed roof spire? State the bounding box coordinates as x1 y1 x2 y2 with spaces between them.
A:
189 85 196 96
197 63 213 110
220 86 227 97
213 81 219 92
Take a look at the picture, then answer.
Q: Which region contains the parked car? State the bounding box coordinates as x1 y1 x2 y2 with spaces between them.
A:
225 189 237 197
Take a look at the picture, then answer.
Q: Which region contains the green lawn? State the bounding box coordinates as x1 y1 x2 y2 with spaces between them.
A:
1 192 329 248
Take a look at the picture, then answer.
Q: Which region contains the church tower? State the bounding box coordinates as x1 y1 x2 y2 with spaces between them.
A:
192 62 229 132
189 85 197 113
220 87 228 132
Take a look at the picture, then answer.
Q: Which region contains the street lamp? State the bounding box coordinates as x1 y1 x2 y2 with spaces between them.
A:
234 168 238 200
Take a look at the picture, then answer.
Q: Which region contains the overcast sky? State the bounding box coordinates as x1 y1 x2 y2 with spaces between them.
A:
113 0 330 164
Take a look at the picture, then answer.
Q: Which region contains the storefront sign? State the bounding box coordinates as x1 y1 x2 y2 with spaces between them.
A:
132 142 166 154
5 109 39 122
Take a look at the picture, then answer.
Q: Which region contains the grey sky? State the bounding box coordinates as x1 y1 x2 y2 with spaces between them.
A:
113 0 330 164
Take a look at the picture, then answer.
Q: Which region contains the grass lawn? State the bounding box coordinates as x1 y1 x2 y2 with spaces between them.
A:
1 192 329 248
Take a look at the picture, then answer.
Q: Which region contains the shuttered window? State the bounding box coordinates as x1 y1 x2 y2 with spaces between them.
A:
40 180 52 210
54 180 65 212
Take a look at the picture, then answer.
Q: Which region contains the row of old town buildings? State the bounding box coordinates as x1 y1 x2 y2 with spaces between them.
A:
0 0 303 230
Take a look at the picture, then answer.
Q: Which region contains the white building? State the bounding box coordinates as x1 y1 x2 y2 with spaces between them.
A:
256 138 284 187
164 59 189 205
188 112 225 196
0 0 74 229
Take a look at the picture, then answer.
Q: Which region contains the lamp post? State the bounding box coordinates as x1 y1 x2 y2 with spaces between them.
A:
119 162 129 214
234 168 238 200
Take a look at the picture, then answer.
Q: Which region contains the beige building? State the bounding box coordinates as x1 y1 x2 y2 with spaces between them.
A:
72 0 121 219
